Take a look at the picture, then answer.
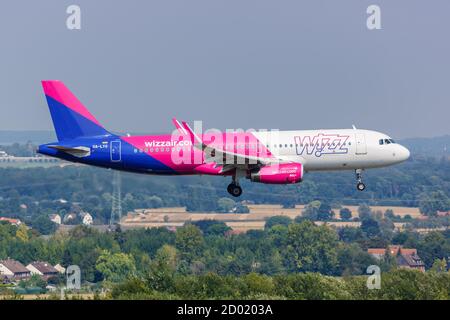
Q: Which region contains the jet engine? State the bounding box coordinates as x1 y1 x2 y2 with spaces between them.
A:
249 163 303 184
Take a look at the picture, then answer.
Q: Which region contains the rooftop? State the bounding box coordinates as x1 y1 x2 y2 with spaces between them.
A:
0 259 30 274
28 261 58 274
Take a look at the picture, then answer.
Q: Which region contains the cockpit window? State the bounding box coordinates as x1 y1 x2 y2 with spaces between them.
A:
380 138 396 145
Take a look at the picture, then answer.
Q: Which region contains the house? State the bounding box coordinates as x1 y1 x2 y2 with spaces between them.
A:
436 211 449 217
0 217 22 226
26 261 59 280
225 229 246 237
0 259 31 280
166 226 177 232
63 213 77 223
397 249 426 272
54 264 66 274
367 248 387 260
368 245 425 272
48 214 62 225
80 211 93 226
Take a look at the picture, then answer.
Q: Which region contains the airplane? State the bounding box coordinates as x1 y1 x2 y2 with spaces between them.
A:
37 80 410 197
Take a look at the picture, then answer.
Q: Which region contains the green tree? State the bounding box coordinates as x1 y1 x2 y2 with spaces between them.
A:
242 273 275 296
175 224 204 263
302 200 321 220
418 231 449 268
234 203 250 213
31 215 56 235
145 245 178 292
361 217 381 238
339 208 352 221
217 198 235 213
265 216 292 229
192 220 230 236
185 186 218 212
384 209 395 219
358 204 372 220
380 247 397 272
419 191 450 216
15 224 29 242
338 226 365 243
317 202 334 221
155 244 178 271
95 250 136 282
18 274 46 289
283 221 339 274
146 195 163 208
430 258 447 273
337 243 375 276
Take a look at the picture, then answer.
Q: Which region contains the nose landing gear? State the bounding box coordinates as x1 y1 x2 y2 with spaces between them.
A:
355 169 366 191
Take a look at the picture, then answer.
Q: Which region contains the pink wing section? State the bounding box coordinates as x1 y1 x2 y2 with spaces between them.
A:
121 131 276 174
41 80 102 126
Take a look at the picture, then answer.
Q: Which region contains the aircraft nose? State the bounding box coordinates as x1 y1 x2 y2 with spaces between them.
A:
398 145 410 162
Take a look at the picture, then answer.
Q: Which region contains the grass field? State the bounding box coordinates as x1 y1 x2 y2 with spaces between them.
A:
120 204 422 232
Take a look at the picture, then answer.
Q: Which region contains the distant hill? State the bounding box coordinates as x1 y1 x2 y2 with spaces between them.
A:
0 131 56 145
0 130 151 145
0 131 449 157
400 135 450 158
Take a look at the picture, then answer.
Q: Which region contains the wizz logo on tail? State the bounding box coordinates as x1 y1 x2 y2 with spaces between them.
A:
294 133 350 157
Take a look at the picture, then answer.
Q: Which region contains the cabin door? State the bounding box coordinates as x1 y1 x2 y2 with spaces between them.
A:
355 133 367 155
110 141 122 162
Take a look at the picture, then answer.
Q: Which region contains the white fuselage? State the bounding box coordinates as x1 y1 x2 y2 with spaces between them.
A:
254 129 410 172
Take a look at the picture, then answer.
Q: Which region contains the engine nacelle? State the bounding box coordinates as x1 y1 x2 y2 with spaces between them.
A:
249 163 303 184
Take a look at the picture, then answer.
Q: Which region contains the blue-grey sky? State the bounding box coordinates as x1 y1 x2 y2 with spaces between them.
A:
0 0 449 138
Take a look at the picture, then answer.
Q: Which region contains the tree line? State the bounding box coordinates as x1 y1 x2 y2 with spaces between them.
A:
0 155 448 227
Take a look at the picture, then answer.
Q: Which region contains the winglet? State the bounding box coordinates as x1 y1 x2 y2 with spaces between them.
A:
172 118 187 135
181 121 205 149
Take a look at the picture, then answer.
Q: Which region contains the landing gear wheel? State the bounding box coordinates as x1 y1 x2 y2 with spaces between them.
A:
227 183 242 197
355 169 365 191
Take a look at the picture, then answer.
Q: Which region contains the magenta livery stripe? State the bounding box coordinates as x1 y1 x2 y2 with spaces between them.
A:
121 132 276 173
121 135 185 171
41 80 102 126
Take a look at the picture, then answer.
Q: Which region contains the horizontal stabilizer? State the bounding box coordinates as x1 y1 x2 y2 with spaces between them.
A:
47 145 91 158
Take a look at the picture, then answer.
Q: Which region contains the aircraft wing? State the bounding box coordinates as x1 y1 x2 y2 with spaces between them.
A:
175 119 280 172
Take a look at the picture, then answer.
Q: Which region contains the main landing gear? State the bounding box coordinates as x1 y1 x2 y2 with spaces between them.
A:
227 183 242 197
227 174 243 197
355 169 366 191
